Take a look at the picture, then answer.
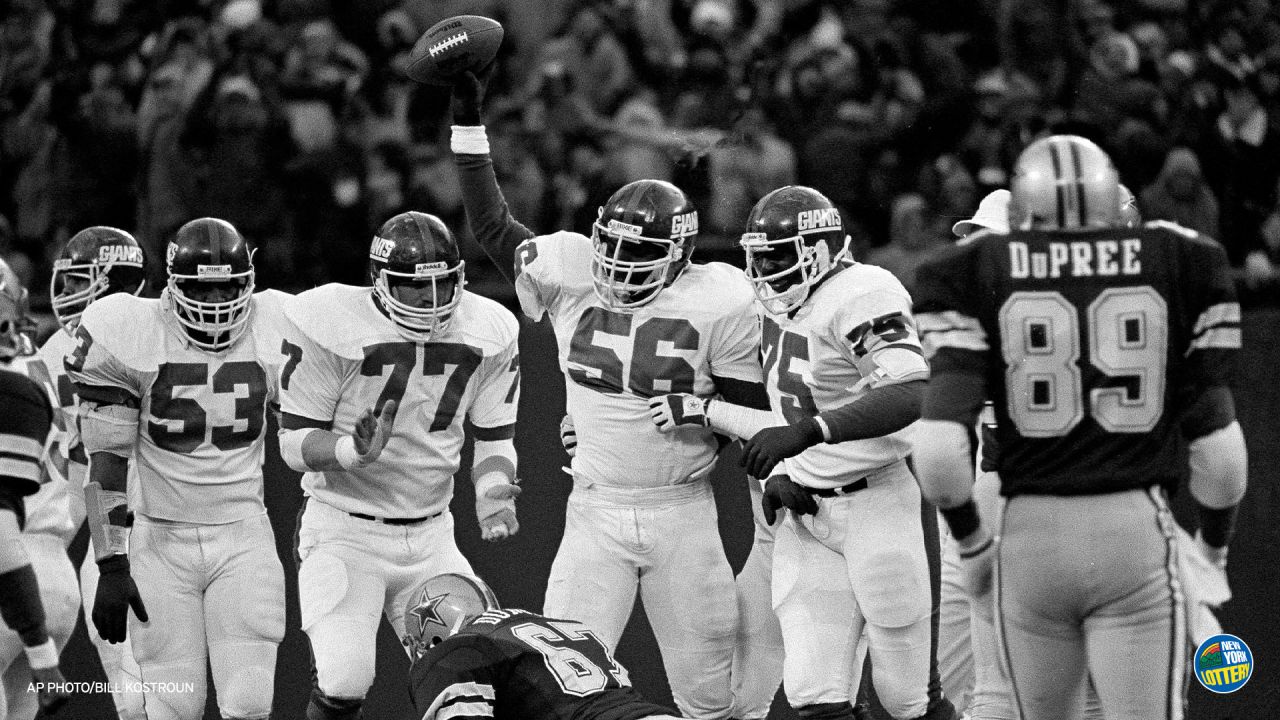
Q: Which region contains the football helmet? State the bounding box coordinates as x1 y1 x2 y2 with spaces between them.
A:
1118 183 1141 228
1008 135 1120 232
51 226 147 336
166 217 255 352
369 211 465 341
740 185 851 315
401 573 499 659
591 179 698 309
0 258 36 360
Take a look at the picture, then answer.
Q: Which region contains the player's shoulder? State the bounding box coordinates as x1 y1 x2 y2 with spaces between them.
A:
452 291 519 351
522 230 593 283
830 261 911 299
669 261 757 314
250 288 293 319
1141 220 1227 259
78 293 166 369
284 284 376 355
37 326 75 363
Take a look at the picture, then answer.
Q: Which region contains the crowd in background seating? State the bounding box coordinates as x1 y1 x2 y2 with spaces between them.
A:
3 0 1280 310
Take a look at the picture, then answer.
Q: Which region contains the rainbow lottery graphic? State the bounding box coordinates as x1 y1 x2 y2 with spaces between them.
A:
1195 634 1253 694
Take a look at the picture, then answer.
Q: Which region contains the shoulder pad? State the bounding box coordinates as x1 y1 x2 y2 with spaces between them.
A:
452 292 519 352
285 284 388 360
77 294 165 371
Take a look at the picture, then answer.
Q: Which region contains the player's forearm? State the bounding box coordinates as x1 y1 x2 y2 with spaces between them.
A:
1189 420 1247 548
0 511 50 648
473 438 517 492
704 398 777 441
278 427 346 472
85 452 130 562
451 129 536 268
813 379 924 443
911 419 975 510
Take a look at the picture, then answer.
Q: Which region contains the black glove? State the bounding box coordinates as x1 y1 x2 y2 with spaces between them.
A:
741 418 823 479
450 62 495 126
761 475 818 525
93 555 148 644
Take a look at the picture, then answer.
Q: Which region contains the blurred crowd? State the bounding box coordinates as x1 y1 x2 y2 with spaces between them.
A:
3 0 1280 308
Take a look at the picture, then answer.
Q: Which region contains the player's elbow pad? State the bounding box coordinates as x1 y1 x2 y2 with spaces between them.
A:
910 419 974 509
473 438 517 491
79 402 139 458
278 427 320 473
1189 420 1247 510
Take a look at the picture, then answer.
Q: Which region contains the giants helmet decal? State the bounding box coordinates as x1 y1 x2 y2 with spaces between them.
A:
51 226 147 336
740 185 850 315
368 211 464 341
1008 135 1121 232
166 217 255 351
590 179 697 309
401 573 499 659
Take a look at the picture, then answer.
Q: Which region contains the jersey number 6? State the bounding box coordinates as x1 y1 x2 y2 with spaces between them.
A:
567 307 699 397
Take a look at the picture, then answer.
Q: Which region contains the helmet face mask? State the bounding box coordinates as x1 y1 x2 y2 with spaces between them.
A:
401 573 499 661
369 212 465 341
1008 135 1121 232
740 186 849 315
166 218 255 352
589 180 698 310
51 226 146 336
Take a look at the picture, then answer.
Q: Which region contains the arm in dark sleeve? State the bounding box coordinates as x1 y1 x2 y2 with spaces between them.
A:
816 378 925 443
411 641 497 720
713 376 770 411
453 151 537 281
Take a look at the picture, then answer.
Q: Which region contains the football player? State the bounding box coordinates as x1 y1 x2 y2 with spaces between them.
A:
0 261 71 717
33 226 148 720
448 71 768 720
406 573 683 720
276 211 522 720
912 135 1246 720
67 218 290 720
650 186 956 720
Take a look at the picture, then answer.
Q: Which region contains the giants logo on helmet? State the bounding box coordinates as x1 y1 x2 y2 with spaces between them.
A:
370 236 396 260
98 245 145 266
671 212 698 238
797 208 841 232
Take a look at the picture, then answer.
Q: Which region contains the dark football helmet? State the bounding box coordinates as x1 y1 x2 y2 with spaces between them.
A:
740 185 850 315
51 226 147 336
1008 135 1121 232
369 211 464 340
401 573 499 659
0 258 36 360
166 217 255 351
590 179 698 309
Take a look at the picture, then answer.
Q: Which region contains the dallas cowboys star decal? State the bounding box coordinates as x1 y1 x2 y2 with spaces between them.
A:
410 591 448 636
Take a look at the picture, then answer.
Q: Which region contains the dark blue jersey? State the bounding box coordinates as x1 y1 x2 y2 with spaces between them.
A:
914 222 1240 495
410 609 674 720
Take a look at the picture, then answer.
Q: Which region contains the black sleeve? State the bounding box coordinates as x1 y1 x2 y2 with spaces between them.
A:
713 375 770 410
454 151 537 281
0 370 52 496
410 639 498 719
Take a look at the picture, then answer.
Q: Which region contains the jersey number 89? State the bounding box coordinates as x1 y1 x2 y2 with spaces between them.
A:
999 287 1167 437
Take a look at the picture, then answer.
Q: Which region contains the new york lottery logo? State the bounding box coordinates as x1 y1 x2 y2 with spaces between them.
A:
1194 633 1253 693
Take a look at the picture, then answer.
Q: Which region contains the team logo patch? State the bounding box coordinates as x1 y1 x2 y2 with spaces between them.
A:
797 207 841 232
1194 633 1253 693
197 264 233 279
414 261 448 278
671 211 698 238
607 219 644 237
409 592 447 635
98 245 145 266
370 236 395 260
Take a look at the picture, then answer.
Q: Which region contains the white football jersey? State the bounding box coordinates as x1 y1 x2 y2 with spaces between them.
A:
4 354 72 538
66 290 292 524
37 329 87 487
280 284 520 518
515 231 762 488
763 263 929 488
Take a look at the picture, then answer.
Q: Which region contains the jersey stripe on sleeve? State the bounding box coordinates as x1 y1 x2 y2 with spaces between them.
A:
422 682 495 720
916 310 989 357
1188 302 1242 352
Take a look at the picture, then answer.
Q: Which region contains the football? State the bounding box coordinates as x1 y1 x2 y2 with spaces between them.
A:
405 15 504 86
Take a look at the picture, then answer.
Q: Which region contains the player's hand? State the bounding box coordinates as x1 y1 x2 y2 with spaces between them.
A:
741 419 823 479
648 394 708 432
451 63 495 126
30 665 70 714
559 414 577 457
1187 531 1232 607
958 529 997 600
760 475 817 525
352 400 398 467
478 481 521 541
92 555 147 644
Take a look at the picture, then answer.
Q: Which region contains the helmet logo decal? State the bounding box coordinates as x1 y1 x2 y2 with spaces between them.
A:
97 245 145 265
196 264 233 279
607 219 643 237
414 261 448 277
671 211 698 237
166 242 178 265
409 592 448 635
370 236 395 259
797 208 841 232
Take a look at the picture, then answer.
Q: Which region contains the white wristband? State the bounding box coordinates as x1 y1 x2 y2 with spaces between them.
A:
451 125 490 155
334 435 363 470
705 398 778 441
24 638 58 670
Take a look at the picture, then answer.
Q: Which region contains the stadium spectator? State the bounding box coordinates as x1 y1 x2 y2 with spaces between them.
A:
1140 146 1220 237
